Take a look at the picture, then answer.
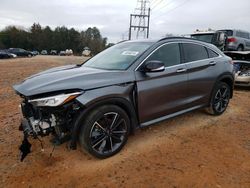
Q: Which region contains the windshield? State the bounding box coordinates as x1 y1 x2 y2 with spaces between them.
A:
191 34 214 43
83 42 153 70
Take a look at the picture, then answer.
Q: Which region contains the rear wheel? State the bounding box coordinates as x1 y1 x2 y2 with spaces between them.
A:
237 45 244 51
206 82 231 115
79 105 130 158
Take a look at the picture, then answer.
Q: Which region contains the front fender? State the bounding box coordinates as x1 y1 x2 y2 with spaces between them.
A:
69 83 138 149
76 83 134 107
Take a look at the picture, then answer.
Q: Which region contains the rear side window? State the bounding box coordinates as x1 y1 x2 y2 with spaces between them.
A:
182 43 208 62
207 48 219 58
147 43 180 67
236 31 249 39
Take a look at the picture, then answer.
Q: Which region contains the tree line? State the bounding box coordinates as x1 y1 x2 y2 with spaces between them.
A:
0 23 108 55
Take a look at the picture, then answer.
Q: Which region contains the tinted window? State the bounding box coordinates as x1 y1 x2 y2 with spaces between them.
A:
236 31 249 39
219 30 233 36
147 43 180 67
207 48 219 58
242 32 249 39
182 43 208 62
236 31 242 37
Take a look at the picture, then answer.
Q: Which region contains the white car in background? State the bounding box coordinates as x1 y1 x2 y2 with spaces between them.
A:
65 49 73 56
82 47 91 57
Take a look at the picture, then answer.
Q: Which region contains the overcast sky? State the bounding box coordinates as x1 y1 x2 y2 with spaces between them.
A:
0 0 250 43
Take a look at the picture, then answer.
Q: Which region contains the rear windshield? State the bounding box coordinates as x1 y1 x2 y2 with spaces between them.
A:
219 30 233 36
191 34 213 43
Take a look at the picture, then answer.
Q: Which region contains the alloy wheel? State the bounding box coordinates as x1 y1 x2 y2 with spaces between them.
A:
213 85 230 113
89 112 128 155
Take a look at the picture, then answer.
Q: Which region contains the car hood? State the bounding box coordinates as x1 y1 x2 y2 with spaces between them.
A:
13 65 135 97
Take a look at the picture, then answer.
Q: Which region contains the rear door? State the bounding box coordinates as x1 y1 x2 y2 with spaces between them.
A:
181 43 221 107
135 42 189 124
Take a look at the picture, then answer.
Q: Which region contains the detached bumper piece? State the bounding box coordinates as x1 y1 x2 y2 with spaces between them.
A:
19 137 31 162
19 118 34 162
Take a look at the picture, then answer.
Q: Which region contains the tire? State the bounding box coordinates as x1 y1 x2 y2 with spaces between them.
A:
206 82 231 115
237 45 244 51
78 105 130 159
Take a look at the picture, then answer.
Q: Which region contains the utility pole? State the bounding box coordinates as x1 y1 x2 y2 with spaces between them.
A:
129 0 150 40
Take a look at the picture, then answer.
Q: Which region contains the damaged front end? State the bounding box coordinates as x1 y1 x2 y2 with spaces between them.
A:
17 91 83 161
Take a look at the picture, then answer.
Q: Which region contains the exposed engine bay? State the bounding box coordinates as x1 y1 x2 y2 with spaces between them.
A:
18 94 82 161
234 62 250 76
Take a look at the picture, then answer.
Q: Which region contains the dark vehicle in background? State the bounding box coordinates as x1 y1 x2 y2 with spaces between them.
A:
50 50 57 55
0 51 10 59
219 29 250 51
191 30 227 51
225 51 250 87
0 50 14 59
8 48 33 57
13 37 234 160
41 50 48 55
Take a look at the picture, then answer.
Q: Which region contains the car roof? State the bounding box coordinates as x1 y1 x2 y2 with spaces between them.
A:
125 36 213 44
122 37 221 54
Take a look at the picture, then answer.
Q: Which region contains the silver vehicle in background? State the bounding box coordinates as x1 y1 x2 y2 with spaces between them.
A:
220 29 250 51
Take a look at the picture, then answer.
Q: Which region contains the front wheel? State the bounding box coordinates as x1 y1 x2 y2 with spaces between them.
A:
79 105 130 158
206 82 231 115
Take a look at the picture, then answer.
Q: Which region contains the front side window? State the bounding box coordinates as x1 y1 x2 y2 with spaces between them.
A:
182 43 208 62
146 43 180 67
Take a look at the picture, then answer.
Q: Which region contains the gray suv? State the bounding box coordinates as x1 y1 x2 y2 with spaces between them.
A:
220 29 250 51
13 37 234 160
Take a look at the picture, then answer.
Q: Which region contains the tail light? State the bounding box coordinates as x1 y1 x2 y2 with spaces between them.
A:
227 37 237 43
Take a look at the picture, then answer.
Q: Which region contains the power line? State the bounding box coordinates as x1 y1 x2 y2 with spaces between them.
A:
151 0 164 10
152 0 176 12
150 0 159 6
151 0 191 20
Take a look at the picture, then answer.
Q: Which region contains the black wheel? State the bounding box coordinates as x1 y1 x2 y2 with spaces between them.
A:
237 45 244 51
206 82 231 115
78 105 130 158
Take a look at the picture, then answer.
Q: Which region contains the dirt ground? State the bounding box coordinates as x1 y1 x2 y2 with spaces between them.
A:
0 56 250 188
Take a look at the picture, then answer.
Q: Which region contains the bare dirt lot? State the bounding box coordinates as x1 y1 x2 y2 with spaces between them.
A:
0 56 250 188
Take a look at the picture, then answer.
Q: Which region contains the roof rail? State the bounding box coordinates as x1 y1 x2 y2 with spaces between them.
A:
158 36 192 42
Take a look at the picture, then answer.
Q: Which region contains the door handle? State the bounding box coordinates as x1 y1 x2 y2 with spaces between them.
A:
176 68 187 73
209 61 217 66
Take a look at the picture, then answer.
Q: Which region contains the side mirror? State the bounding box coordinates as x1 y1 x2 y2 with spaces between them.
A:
144 60 165 72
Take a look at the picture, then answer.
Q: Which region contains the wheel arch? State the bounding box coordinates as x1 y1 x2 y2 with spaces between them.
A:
69 96 139 150
237 44 244 51
216 73 234 98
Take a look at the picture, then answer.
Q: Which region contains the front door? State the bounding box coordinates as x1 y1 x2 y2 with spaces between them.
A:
135 42 188 124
